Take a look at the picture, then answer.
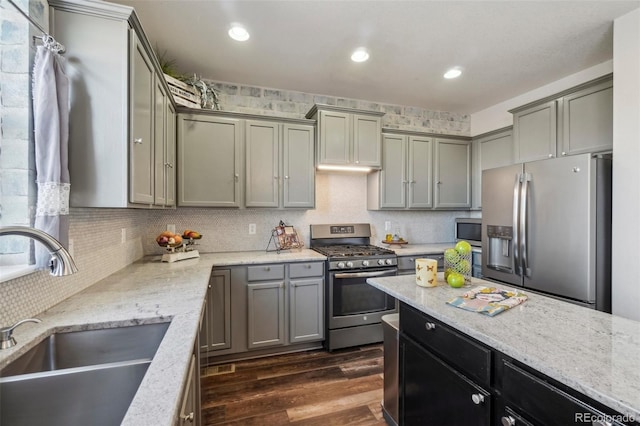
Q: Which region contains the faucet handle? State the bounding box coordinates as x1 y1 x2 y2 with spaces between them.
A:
0 318 41 350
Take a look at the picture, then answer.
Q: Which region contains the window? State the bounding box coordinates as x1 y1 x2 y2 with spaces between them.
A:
0 0 46 280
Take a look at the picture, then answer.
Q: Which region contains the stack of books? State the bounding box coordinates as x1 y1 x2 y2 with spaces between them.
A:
164 74 201 108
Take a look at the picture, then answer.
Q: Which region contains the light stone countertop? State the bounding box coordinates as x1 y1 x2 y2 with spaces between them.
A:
366 273 640 420
0 249 326 426
382 242 454 255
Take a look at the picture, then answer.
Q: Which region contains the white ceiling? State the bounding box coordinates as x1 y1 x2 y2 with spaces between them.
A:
111 0 640 114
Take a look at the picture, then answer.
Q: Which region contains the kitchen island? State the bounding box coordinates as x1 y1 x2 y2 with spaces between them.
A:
0 249 325 426
367 274 640 423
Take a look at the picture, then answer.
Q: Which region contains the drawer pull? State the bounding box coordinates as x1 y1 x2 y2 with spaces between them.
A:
471 393 485 405
305 264 312 268
265 266 271 271
424 322 436 331
182 412 194 422
501 416 516 426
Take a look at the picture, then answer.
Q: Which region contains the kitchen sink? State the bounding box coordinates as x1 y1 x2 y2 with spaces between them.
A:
0 322 169 377
0 322 170 426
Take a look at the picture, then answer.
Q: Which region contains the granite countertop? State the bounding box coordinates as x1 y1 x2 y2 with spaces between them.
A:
366 274 640 419
0 248 325 426
382 242 454 255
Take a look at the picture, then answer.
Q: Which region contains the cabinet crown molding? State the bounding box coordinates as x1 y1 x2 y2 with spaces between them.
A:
176 107 315 126
305 103 385 119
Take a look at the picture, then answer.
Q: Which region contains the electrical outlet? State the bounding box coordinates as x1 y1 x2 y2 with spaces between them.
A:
167 224 176 234
121 228 126 244
68 239 74 257
385 221 392 231
249 223 256 235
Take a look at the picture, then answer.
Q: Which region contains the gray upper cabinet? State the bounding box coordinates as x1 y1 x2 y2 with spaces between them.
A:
513 100 557 163
177 114 242 207
245 120 315 208
560 79 613 156
154 81 176 207
49 0 175 208
511 76 612 163
178 112 314 209
434 138 471 209
245 120 280 207
471 127 513 210
367 132 433 210
369 132 469 210
306 104 384 169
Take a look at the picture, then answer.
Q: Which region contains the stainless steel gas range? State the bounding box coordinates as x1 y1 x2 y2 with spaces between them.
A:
310 223 398 351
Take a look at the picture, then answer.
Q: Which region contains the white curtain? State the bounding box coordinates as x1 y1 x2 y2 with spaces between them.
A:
32 43 70 268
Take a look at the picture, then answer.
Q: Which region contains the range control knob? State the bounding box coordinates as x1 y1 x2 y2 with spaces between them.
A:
346 261 354 268
337 262 345 269
385 258 393 265
377 259 385 266
362 260 370 267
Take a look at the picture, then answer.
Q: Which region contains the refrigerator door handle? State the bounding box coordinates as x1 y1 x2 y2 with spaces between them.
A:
521 172 532 277
512 173 521 276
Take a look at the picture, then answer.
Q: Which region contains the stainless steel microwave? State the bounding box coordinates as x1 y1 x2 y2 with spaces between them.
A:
455 218 482 247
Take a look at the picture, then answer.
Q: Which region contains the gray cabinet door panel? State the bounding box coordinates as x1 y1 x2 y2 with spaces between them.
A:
154 80 167 206
283 124 315 208
561 81 613 156
165 103 176 206
380 134 406 208
178 115 241 207
245 120 279 207
201 270 231 352
289 278 324 343
318 110 350 165
472 128 513 210
408 136 433 208
513 100 557 163
247 281 286 349
434 138 471 208
129 31 155 204
353 114 382 167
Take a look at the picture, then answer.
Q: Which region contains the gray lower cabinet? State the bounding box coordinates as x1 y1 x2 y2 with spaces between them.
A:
178 354 199 426
50 0 175 208
471 127 513 210
511 75 612 163
200 269 231 352
200 262 324 358
247 278 287 349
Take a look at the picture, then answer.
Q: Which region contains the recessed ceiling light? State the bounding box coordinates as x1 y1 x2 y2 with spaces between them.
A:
228 24 250 42
351 48 370 63
444 68 462 79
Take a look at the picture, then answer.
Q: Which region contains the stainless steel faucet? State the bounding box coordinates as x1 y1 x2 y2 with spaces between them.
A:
0 318 42 349
0 226 78 276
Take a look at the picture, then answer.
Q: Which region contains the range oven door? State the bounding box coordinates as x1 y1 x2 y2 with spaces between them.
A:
328 267 398 329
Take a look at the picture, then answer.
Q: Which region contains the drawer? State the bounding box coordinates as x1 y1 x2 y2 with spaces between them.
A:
501 359 624 426
289 262 324 279
247 264 285 281
400 303 491 387
398 254 444 272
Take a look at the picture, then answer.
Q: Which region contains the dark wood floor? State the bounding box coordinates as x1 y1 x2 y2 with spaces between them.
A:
200 344 387 425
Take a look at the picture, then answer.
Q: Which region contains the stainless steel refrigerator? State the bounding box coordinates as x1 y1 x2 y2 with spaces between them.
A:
481 153 612 312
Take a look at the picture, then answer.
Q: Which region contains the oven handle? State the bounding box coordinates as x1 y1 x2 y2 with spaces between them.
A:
334 269 398 279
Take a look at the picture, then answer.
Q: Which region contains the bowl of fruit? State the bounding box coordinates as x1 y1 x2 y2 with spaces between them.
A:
156 231 183 248
182 229 202 240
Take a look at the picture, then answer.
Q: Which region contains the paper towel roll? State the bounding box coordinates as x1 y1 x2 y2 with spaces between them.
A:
416 258 438 287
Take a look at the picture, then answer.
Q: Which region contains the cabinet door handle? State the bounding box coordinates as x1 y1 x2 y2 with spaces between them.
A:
181 412 194 422
436 181 442 184
471 393 485 405
562 151 567 156
133 138 143 144
501 416 516 426
234 173 239 182
548 153 554 158
424 322 436 331
285 175 290 179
